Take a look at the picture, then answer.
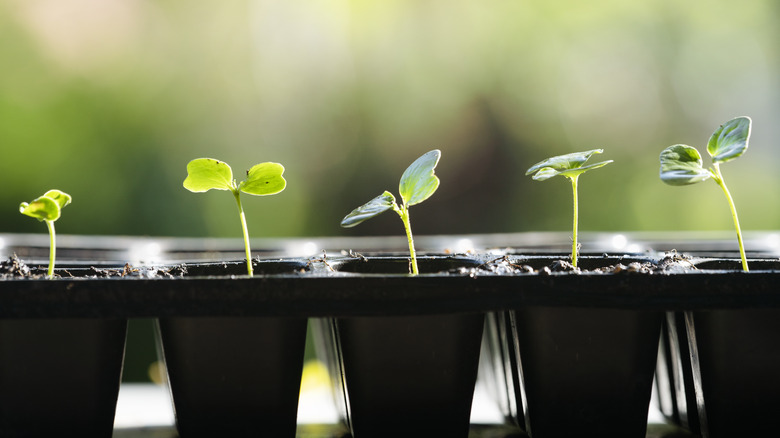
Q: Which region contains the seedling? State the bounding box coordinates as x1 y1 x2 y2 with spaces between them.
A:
341 150 441 275
659 116 751 272
526 149 613 268
183 158 286 276
19 190 72 279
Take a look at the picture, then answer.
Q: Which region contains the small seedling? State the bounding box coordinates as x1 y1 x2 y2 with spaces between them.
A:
341 149 441 275
183 158 286 276
19 190 72 279
526 149 613 268
659 116 751 272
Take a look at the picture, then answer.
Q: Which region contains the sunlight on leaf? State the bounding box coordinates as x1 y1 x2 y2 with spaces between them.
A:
528 167 559 181
526 149 612 180
20 196 61 222
43 189 72 210
240 162 287 196
183 158 235 192
399 149 441 206
341 191 396 228
659 144 712 185
707 116 751 164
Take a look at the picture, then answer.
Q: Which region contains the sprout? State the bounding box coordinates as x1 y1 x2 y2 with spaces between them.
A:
526 149 613 267
19 190 72 279
183 158 286 276
341 150 441 275
659 116 751 271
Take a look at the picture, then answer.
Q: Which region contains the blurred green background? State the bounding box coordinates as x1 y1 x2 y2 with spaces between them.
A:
2 0 779 385
2 0 779 239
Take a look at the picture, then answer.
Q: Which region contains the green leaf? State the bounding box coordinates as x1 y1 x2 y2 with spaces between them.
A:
659 144 712 185
341 191 396 228
20 196 61 222
526 149 612 180
240 162 287 196
558 160 613 179
707 116 751 164
19 189 72 222
183 158 235 192
43 190 72 210
399 149 441 206
528 167 560 181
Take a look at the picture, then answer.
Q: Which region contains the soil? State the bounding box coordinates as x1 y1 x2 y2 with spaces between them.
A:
0 254 33 279
0 254 187 280
1 250 699 280
461 252 697 276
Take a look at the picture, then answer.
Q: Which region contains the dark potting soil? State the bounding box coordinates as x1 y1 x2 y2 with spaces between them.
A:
462 252 697 276
0 254 33 279
0 254 187 280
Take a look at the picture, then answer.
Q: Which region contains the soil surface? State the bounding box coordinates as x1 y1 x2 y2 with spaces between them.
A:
463 252 696 276
0 254 33 279
0 254 187 279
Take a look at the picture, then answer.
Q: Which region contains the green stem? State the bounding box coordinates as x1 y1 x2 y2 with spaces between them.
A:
570 175 579 268
46 219 56 279
711 163 748 272
398 205 419 275
233 190 254 277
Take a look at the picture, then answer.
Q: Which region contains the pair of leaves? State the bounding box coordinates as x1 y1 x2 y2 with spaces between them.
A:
526 149 613 181
341 149 441 228
19 190 72 222
183 158 286 196
659 116 751 186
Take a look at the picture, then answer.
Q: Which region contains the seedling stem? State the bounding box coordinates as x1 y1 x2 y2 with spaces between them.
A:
46 219 56 279
395 204 419 275
232 190 254 277
710 163 748 272
570 175 579 267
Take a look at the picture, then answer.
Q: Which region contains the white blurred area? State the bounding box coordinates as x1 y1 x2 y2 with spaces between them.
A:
112 359 502 430
113 358 664 431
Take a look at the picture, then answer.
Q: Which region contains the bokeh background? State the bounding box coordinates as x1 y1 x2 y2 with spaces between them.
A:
2 0 779 240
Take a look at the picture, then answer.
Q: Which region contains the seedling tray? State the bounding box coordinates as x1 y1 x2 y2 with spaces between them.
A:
2 231 778 438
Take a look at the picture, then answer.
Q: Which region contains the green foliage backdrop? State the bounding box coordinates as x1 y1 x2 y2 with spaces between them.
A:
2 0 779 239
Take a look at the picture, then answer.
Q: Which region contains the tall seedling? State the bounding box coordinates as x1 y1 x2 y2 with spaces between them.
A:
526 149 613 267
341 150 441 275
183 158 286 276
659 116 751 271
